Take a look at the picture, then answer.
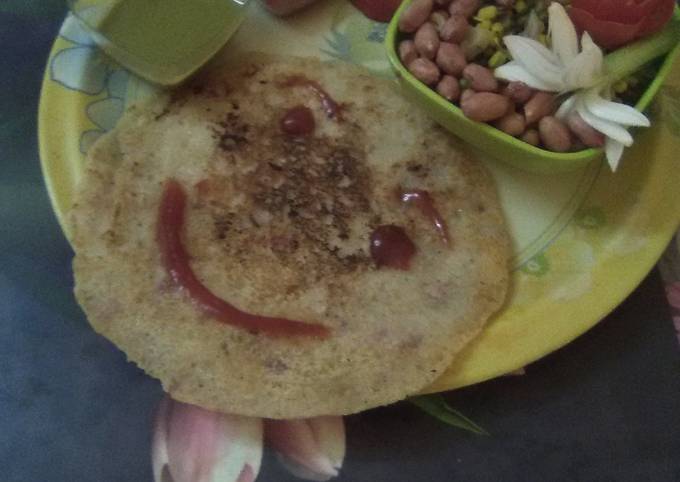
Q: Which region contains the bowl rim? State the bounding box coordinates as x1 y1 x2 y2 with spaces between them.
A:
385 2 680 165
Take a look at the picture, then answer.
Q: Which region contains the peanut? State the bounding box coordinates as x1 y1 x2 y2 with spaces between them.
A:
494 111 526 137
503 81 533 104
524 91 555 125
460 88 475 104
414 22 440 59
571 139 586 151
399 0 434 33
521 129 540 146
436 75 461 101
398 40 418 66
429 10 450 31
539 116 572 152
566 112 605 147
440 15 469 43
408 58 441 85
461 92 511 122
463 63 498 92
448 0 479 18
436 42 467 76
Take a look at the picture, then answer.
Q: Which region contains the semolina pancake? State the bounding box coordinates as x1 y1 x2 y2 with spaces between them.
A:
70 54 510 418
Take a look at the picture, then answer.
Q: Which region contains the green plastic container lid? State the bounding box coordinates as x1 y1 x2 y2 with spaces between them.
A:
68 0 249 85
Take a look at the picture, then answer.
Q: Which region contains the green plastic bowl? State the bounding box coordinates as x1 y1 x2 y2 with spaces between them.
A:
385 4 680 174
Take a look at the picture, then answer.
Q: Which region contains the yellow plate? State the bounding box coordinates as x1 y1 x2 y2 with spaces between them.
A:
39 1 680 392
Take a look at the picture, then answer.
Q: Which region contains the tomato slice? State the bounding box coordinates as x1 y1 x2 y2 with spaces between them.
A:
157 179 330 339
570 0 675 49
637 0 676 37
571 0 659 25
570 7 640 49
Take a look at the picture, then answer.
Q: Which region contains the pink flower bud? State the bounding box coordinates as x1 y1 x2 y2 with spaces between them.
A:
152 396 263 482
265 416 345 481
665 282 680 310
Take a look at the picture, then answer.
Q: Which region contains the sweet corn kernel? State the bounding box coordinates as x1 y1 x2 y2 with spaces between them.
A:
514 0 527 13
477 6 498 21
478 19 492 30
488 50 508 68
491 22 504 35
613 80 628 94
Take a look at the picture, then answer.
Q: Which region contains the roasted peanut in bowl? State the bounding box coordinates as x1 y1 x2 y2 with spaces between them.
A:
385 0 680 174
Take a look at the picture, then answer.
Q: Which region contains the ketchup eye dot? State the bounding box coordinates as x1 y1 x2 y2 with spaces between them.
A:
280 106 315 136
369 224 416 270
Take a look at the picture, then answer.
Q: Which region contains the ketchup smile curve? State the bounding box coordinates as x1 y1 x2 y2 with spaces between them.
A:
157 180 329 339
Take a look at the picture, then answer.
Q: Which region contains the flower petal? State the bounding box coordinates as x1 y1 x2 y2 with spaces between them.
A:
563 33 603 89
504 35 561 67
666 282 680 310
605 137 625 171
503 35 565 91
584 88 650 127
211 415 263 482
494 61 560 91
523 10 544 40
576 97 633 146
555 94 577 119
236 465 257 482
154 396 263 482
276 457 336 482
152 397 172 482
165 401 222 482
673 315 680 345
265 417 345 481
308 416 345 472
59 14 96 46
107 69 130 100
86 98 124 131
567 111 606 147
50 46 108 95
548 2 578 65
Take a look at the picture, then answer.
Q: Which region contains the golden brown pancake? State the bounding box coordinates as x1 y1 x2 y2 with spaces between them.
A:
70 54 510 418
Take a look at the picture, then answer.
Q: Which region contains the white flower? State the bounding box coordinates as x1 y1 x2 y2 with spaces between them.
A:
494 2 650 170
555 86 650 170
496 3 603 92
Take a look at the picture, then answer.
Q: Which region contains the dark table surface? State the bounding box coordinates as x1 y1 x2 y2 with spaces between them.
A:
2 3 680 482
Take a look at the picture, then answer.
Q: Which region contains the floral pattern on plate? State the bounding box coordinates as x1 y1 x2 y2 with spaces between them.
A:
50 14 130 153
